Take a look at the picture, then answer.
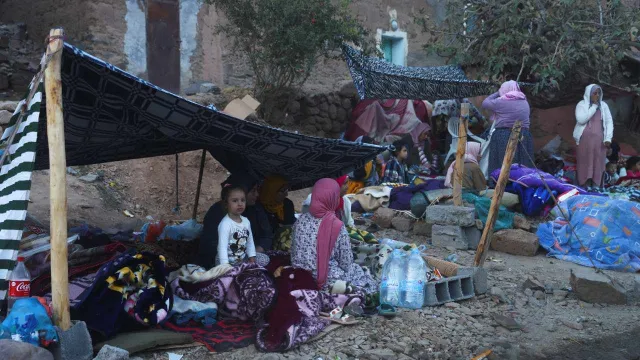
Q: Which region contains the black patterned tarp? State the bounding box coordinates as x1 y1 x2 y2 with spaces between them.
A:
343 44 501 101
34 44 385 190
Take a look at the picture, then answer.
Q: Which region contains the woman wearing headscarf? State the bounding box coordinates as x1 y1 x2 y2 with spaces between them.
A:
444 142 486 192
574 84 614 187
302 175 353 227
259 175 297 251
291 179 378 294
482 80 534 173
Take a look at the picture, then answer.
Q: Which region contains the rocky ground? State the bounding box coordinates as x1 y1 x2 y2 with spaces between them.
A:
135 222 640 360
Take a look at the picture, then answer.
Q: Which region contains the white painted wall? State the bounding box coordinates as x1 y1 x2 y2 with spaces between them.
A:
123 0 202 90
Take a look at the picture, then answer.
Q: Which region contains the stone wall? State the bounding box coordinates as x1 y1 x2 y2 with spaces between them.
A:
0 24 40 97
268 81 359 138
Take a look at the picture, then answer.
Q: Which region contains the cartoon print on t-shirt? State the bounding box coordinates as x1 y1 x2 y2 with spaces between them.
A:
230 227 249 259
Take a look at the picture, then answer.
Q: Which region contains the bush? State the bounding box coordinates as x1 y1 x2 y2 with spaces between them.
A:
205 0 369 106
415 0 640 107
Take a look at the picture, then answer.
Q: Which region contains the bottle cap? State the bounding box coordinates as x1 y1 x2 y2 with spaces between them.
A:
17 256 25 262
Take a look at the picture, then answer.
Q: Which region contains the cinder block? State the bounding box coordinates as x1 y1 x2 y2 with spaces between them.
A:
432 224 468 250
51 321 93 360
425 205 475 226
423 273 476 306
459 266 488 295
463 226 482 250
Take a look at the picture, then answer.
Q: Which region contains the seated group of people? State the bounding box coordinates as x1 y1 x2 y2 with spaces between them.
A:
197 172 378 294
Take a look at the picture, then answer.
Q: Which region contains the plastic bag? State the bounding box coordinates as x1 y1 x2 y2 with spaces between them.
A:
159 219 203 241
1 297 58 347
463 192 514 231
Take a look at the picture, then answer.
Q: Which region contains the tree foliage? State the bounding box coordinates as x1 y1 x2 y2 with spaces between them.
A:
204 0 369 104
415 0 640 107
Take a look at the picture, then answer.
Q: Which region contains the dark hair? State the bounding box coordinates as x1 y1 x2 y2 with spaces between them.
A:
606 162 617 169
391 140 407 157
626 156 640 170
221 184 246 207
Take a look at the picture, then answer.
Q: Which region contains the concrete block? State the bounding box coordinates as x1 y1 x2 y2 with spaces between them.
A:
424 273 475 306
459 266 488 295
391 216 414 232
570 269 627 305
412 221 432 236
51 321 93 360
432 224 468 250
425 205 475 226
372 207 395 229
491 229 539 256
463 226 482 250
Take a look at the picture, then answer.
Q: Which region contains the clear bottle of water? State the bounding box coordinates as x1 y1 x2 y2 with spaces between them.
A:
400 248 428 309
379 249 405 306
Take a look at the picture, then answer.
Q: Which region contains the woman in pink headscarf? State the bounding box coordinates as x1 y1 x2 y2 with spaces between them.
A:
482 80 534 174
291 178 377 294
444 142 487 191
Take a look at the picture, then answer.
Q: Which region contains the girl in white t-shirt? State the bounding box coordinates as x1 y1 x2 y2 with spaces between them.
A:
216 184 257 265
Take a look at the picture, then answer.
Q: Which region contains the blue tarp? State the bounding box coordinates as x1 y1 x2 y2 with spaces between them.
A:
537 195 640 272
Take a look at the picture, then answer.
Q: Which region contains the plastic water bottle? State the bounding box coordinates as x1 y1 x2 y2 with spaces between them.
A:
400 248 428 309
380 249 405 306
8 256 30 313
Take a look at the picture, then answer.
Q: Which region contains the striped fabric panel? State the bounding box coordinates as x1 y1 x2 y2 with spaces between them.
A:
0 82 42 300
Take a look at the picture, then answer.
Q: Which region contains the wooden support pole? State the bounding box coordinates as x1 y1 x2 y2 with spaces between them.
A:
473 121 522 267
191 149 207 220
453 103 470 206
45 28 71 330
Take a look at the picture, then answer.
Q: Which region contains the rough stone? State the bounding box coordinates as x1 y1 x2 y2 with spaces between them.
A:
288 100 301 114
51 321 93 360
336 107 347 122
522 276 545 292
431 224 468 250
0 339 54 360
391 216 414 232
0 101 18 111
513 215 531 230
0 73 8 90
338 80 357 97
560 319 584 330
553 290 569 300
524 288 533 297
93 345 129 360
0 109 12 125
489 287 509 303
534 290 545 300
463 225 481 250
373 207 395 229
492 314 522 330
183 81 221 95
342 98 352 109
319 102 329 113
491 229 539 256
328 104 337 119
475 219 484 230
425 205 475 227
570 269 627 305
79 173 101 183
412 221 432 236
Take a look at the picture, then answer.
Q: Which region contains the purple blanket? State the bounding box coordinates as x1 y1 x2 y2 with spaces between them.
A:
490 164 596 196
389 180 446 210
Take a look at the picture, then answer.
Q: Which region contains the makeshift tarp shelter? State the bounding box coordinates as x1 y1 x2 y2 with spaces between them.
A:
0 29 385 329
342 44 507 101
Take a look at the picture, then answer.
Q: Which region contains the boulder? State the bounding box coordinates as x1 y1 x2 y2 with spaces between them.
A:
491 229 539 256
338 80 357 97
287 100 301 114
373 207 395 228
342 98 352 109
93 345 129 360
0 339 54 360
425 205 475 227
0 109 12 125
513 215 531 231
522 275 545 292
570 268 627 305
328 104 337 119
0 101 18 111
391 216 414 232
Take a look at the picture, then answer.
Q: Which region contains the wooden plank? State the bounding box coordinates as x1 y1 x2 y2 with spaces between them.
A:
453 103 470 206
45 28 71 330
473 121 522 267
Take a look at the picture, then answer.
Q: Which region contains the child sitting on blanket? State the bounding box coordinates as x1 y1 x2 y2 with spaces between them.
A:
382 140 410 184
620 156 640 179
603 161 620 186
216 184 257 266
